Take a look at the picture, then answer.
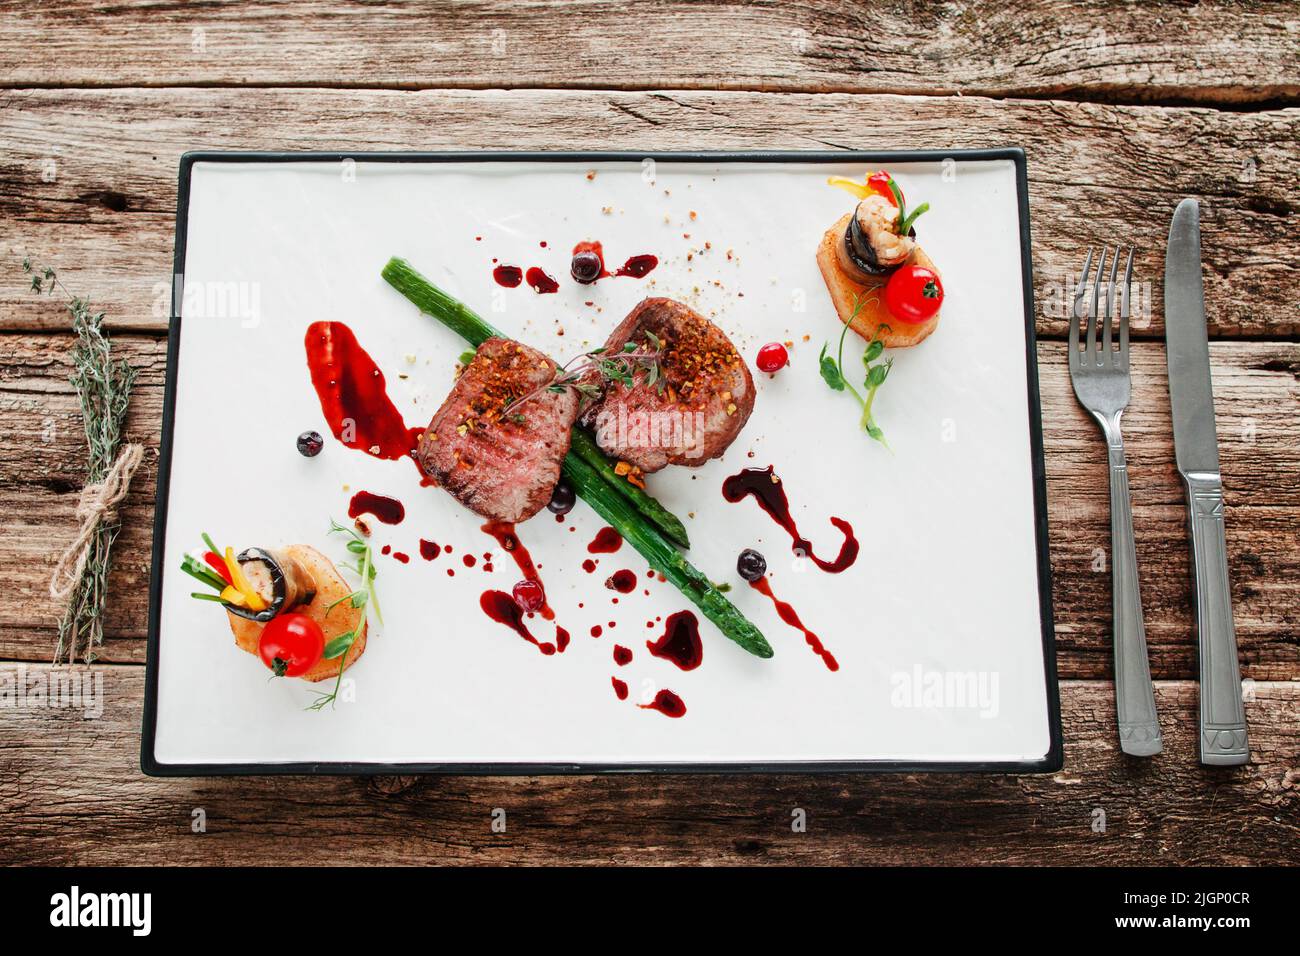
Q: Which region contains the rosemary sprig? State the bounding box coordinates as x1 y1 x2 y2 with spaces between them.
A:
818 293 894 449
309 520 382 710
25 257 137 663
501 332 664 419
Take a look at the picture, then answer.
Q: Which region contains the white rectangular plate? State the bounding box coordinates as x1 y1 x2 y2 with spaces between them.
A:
144 150 1060 774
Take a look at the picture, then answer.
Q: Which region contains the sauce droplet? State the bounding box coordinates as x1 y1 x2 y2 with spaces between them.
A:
722 465 858 573
587 526 623 554
419 539 441 561
750 577 839 672
615 254 658 279
613 645 632 666
480 590 555 655
348 490 405 526
525 266 559 294
482 521 553 620
493 264 523 288
611 677 629 700
605 569 637 593
640 688 686 718
645 610 702 671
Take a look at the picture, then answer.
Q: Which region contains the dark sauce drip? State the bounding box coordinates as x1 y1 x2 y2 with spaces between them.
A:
381 545 391 555
463 553 477 568
590 624 603 638
645 610 702 671
555 626 570 653
615 254 658 278
347 490 405 526
750 577 839 671
492 264 523 287
611 677 629 700
419 539 441 561
640 688 686 718
481 521 554 621
722 465 859 573
582 558 598 573
613 645 632 666
304 321 422 462
606 569 637 593
480 590 555 656
392 551 410 564
525 266 559 294
587 526 623 554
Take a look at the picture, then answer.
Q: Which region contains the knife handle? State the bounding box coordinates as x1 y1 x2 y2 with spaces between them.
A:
1183 471 1249 766
1106 439 1162 756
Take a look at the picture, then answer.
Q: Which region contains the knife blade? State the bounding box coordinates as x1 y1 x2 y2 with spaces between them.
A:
1165 200 1220 474
1164 198 1249 766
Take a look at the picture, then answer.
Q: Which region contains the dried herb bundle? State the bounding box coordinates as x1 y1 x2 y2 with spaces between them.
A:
25 258 138 663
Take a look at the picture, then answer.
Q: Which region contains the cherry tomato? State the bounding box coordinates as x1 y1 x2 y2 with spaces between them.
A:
258 613 324 678
883 265 944 324
755 342 789 373
868 171 902 207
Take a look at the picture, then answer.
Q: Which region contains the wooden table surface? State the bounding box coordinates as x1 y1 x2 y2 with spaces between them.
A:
1 1 1296 866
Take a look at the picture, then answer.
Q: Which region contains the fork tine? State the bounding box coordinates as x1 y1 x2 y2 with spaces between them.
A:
1088 246 1108 364
1119 246 1134 363
1070 247 1093 367
1102 245 1119 362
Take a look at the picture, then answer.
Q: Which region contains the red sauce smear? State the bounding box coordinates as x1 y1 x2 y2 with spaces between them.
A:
480 590 555 656
493 264 523 287
613 645 632 666
348 490 405 526
605 569 637 593
481 521 553 621
611 677 629 701
615 254 658 278
722 465 858 573
587 527 623 554
640 688 686 718
304 321 422 462
526 266 559 294
419 539 441 561
645 610 702 671
750 578 838 672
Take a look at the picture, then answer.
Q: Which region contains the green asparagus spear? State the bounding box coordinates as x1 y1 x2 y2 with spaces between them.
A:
381 256 689 548
562 453 772 659
381 256 769 659
567 428 690 549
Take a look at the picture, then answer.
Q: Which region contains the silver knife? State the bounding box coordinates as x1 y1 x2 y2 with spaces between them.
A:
1164 198 1249 766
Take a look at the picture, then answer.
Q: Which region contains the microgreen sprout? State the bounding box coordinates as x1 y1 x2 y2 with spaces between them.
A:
818 294 894 449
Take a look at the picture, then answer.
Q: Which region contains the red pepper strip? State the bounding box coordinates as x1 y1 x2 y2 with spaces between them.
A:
868 171 902 207
204 551 233 585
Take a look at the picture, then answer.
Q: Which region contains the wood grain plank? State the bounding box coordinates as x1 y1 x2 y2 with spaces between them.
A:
0 667 1294 865
0 0 1295 105
0 88 1296 336
2 333 1296 679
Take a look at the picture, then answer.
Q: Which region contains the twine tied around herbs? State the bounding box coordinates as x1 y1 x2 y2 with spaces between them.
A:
49 443 144 604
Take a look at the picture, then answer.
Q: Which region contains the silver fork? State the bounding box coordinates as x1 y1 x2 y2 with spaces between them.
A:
1069 247 1163 756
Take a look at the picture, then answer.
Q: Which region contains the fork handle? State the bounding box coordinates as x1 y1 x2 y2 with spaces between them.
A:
1106 437 1163 756
1182 471 1249 766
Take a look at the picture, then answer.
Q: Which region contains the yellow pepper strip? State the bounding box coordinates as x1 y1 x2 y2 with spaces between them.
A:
827 175 871 199
219 585 248 608
223 547 267 611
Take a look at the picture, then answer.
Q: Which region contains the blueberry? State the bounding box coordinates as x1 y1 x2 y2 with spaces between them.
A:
296 430 323 457
737 548 767 582
547 480 576 515
571 250 602 284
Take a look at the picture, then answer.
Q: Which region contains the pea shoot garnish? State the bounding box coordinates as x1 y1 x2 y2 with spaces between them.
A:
818 294 894 448
308 520 382 711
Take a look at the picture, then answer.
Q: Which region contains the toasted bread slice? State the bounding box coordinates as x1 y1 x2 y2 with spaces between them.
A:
816 213 941 349
227 544 367 683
